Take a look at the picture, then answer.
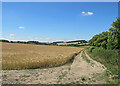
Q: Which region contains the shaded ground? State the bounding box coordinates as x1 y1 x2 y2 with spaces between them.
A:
2 50 108 84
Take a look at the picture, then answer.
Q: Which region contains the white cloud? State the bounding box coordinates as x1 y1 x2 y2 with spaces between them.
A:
9 34 14 36
81 11 94 16
18 27 24 29
87 12 93 15
5 34 15 40
82 12 85 14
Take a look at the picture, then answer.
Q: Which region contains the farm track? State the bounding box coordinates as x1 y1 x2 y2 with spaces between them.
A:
2 50 107 84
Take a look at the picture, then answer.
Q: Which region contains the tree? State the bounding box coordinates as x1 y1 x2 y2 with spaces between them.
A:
89 31 108 49
89 18 120 50
107 18 120 49
0 40 9 42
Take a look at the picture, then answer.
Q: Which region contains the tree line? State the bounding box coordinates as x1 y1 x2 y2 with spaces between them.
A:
89 18 120 50
88 18 119 76
0 39 88 46
0 40 57 45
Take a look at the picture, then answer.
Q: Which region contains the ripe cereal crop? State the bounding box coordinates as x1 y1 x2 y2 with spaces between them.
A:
2 43 83 70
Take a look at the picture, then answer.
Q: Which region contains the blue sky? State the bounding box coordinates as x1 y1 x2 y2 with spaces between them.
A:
2 0 120 2
2 2 118 42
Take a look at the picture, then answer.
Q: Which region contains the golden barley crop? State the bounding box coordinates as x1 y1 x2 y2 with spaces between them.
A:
2 43 83 70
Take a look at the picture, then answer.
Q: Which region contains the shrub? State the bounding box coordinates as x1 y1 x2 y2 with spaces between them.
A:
90 47 118 74
88 46 95 52
92 47 118 65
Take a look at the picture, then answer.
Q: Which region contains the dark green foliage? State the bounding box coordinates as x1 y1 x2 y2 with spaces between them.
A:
89 18 120 50
66 40 87 43
88 18 119 75
81 77 86 81
0 40 9 42
10 41 14 43
89 47 118 75
1 39 88 47
1 40 58 46
88 46 95 52
107 18 120 49
92 47 118 66
89 31 108 49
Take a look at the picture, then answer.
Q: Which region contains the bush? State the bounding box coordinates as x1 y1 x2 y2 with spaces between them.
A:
90 47 118 74
92 47 118 65
88 46 95 52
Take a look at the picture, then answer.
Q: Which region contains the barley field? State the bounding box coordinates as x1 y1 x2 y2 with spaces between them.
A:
2 43 83 70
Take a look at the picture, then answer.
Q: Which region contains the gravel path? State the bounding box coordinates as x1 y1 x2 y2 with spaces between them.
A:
2 50 107 84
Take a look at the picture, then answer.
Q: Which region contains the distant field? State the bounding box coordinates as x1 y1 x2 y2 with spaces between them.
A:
2 43 83 70
57 42 89 46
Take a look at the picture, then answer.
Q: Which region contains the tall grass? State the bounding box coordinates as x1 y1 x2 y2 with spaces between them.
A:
88 47 118 75
82 51 90 63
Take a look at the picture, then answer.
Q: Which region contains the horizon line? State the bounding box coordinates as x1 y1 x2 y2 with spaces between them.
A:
0 38 89 42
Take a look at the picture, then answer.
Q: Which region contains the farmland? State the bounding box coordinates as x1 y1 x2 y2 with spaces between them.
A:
2 42 83 70
57 42 89 46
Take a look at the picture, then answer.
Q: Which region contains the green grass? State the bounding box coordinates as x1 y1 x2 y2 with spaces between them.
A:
88 47 118 75
81 77 86 81
87 47 119 84
58 71 67 80
82 51 90 63
68 67 71 70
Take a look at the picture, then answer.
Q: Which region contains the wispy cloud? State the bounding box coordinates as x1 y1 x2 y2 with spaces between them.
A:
9 34 14 36
18 26 24 29
81 11 94 16
6 34 15 40
82 12 85 14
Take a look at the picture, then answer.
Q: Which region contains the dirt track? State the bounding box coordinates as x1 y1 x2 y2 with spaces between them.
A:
2 50 107 84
